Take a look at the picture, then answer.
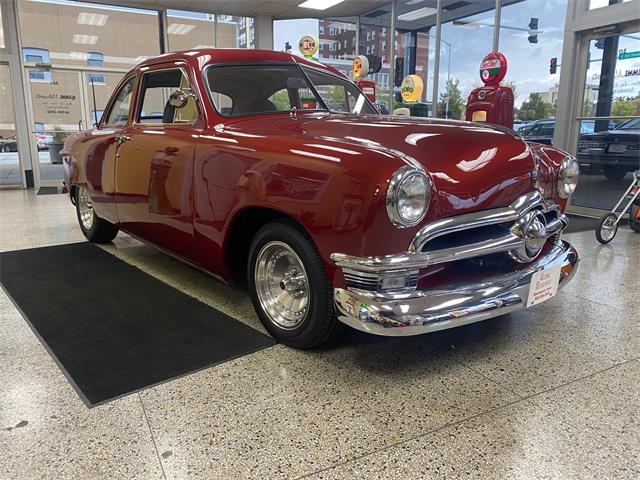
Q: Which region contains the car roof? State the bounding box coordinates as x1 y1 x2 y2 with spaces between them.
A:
135 49 345 78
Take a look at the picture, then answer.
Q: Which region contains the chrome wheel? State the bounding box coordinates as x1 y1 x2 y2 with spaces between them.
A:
254 241 310 330
600 214 617 242
78 187 94 231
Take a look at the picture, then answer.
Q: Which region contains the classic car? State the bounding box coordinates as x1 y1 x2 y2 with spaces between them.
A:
62 49 579 348
577 118 640 180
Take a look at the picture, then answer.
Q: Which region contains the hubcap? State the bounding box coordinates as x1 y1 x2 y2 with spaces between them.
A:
78 187 94 231
254 241 310 330
601 215 617 241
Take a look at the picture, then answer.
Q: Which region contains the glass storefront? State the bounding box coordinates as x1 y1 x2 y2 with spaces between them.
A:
0 63 21 186
167 11 255 51
571 31 640 210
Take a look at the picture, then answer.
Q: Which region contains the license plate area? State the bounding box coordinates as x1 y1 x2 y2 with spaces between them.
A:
527 265 561 307
608 144 627 153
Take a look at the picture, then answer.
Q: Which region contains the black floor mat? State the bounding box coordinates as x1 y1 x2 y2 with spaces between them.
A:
0 242 276 407
37 186 62 195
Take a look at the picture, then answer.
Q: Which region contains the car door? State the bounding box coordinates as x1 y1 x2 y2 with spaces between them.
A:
115 65 201 261
81 74 137 223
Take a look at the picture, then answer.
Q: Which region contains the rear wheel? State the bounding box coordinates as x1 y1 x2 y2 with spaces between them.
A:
603 166 627 181
596 212 618 244
75 186 119 243
247 221 343 348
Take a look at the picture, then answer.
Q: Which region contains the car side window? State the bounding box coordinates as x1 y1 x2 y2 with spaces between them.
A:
136 69 198 125
539 124 554 136
104 76 136 126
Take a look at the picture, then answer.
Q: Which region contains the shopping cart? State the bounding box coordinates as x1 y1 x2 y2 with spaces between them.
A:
596 169 640 244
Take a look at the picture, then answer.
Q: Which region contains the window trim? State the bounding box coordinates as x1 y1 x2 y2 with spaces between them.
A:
101 74 138 128
133 66 200 127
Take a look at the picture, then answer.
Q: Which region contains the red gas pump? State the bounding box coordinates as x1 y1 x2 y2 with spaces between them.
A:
355 79 376 102
465 51 514 129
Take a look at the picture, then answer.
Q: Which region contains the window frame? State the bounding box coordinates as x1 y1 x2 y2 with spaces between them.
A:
101 74 137 128
133 66 200 127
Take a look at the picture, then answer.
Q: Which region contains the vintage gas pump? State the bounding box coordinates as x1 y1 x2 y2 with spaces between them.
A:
352 55 381 103
465 51 514 129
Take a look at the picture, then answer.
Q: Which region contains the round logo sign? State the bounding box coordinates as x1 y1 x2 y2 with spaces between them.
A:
400 75 424 103
299 35 319 57
353 55 369 79
479 51 507 86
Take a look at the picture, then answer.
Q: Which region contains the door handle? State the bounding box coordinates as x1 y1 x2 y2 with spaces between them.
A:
115 135 131 145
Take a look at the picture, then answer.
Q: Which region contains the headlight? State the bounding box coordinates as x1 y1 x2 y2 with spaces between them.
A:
557 155 579 198
386 167 430 228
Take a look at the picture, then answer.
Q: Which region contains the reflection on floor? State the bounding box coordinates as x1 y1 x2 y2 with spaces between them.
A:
1 189 639 479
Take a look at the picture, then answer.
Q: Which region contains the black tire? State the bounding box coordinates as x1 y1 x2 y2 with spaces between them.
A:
603 167 627 181
247 221 343 349
595 212 618 244
75 187 119 243
630 205 640 233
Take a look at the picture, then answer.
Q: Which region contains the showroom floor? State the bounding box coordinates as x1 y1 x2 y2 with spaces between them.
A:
1 188 638 480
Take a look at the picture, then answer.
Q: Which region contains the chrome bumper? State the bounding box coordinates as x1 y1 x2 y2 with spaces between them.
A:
334 240 578 336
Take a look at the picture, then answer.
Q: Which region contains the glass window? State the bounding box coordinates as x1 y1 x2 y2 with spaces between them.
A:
136 69 197 124
23 47 52 81
589 0 634 9
0 4 4 49
206 64 377 117
303 67 377 114
18 0 160 70
87 52 105 84
359 5 393 111
104 76 135 126
499 0 567 123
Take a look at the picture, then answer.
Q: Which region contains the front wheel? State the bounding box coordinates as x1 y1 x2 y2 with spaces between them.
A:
75 186 119 243
247 221 343 349
596 212 618 244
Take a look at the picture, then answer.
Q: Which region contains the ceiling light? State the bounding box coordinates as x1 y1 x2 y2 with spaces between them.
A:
72 34 98 45
167 23 196 35
298 0 345 11
77 12 108 27
397 7 437 22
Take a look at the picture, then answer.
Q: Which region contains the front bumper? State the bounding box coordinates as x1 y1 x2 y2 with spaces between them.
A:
334 239 579 336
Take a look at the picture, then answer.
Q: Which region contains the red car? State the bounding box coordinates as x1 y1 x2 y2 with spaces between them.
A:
63 49 579 348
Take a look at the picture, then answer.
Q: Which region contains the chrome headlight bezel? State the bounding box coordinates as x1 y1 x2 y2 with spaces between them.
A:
557 155 580 198
386 166 431 228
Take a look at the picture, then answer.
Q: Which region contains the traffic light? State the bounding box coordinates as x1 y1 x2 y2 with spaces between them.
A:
595 38 605 49
528 17 539 44
549 57 557 74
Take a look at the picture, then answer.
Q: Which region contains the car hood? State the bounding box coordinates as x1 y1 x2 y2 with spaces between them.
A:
222 113 537 216
300 114 536 214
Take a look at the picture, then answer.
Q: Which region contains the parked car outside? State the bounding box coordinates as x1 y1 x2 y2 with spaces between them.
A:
0 136 18 153
577 118 640 180
37 133 53 150
62 49 579 348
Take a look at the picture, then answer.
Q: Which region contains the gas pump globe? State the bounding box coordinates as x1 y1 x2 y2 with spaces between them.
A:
352 55 380 104
465 51 514 129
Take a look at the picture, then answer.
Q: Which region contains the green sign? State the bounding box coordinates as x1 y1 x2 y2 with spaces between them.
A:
619 50 640 60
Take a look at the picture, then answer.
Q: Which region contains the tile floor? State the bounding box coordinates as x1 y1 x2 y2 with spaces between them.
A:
0 188 638 480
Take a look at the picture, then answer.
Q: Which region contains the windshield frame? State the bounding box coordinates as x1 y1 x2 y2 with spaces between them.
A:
203 62 378 119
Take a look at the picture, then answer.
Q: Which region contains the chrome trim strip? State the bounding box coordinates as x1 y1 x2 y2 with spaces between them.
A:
334 240 579 337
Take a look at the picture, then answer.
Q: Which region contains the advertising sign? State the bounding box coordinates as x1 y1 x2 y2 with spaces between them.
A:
299 35 319 58
479 51 507 86
400 75 424 103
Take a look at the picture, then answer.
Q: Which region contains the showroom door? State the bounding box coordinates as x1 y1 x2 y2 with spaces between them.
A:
23 66 129 187
568 28 640 214
0 61 22 186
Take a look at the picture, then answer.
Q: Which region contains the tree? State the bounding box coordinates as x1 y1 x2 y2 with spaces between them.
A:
519 93 554 120
438 79 465 119
611 98 639 117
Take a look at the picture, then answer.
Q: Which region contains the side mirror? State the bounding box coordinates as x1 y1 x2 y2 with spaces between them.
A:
169 89 196 109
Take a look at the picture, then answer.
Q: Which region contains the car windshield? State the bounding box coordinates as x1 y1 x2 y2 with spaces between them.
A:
615 118 640 130
205 64 378 117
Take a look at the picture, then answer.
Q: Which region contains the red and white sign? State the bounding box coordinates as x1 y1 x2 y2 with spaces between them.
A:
527 265 561 307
